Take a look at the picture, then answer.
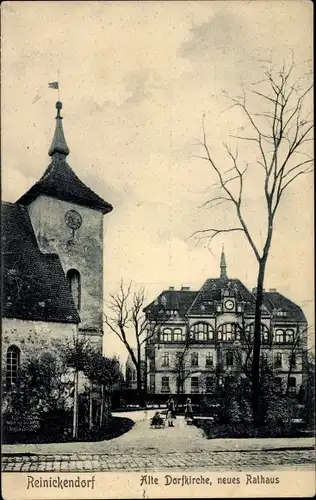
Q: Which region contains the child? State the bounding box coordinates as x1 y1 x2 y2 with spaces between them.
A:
166 397 176 427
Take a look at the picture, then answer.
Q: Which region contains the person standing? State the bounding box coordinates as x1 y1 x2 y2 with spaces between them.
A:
184 398 193 422
166 397 175 427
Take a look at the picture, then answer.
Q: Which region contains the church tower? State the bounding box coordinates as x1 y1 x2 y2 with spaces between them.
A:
17 102 113 349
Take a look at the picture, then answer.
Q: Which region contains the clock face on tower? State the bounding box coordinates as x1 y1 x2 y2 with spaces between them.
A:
224 299 235 311
65 210 82 231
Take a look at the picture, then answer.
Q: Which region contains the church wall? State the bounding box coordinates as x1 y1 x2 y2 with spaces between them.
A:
27 195 104 340
2 318 78 366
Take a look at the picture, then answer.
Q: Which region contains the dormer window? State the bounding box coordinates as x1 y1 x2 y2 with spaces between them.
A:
276 310 287 317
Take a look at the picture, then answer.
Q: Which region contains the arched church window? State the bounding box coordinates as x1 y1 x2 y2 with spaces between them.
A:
67 269 81 310
6 345 20 387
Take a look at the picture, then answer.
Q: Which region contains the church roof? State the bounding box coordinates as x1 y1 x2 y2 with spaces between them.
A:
17 156 113 214
2 202 80 324
17 102 113 215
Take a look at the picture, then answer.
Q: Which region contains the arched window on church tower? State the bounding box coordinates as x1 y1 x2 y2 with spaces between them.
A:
6 345 20 387
67 269 81 310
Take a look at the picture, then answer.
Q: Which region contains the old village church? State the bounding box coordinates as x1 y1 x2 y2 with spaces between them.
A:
2 101 112 388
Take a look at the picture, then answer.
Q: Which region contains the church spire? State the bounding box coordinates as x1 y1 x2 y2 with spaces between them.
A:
48 101 70 159
220 245 227 279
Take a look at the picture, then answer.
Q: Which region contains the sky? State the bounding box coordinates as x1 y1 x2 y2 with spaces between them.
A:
2 1 314 362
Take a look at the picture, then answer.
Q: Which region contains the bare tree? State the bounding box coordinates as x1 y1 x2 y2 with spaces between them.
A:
62 336 93 439
104 280 169 403
285 325 309 396
84 353 122 428
170 339 198 403
193 60 313 424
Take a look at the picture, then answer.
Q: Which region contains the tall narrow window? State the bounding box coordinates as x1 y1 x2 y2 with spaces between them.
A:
205 352 214 366
191 377 199 393
275 352 283 367
161 376 170 393
162 352 169 367
6 345 20 387
67 269 81 310
205 376 216 393
288 377 297 394
226 351 234 366
191 352 199 366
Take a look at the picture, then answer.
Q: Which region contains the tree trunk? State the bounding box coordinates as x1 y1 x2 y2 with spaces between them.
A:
89 380 93 431
136 363 145 406
100 384 104 428
72 370 79 439
251 258 267 426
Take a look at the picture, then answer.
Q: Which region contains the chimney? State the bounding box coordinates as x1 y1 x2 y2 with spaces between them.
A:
181 286 190 291
169 286 175 291
269 288 276 292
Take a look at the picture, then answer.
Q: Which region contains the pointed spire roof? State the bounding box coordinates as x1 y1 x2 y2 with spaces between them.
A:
17 102 113 215
220 245 227 279
48 101 70 158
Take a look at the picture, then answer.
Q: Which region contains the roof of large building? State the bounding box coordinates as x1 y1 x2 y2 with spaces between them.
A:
144 272 307 323
262 291 306 323
17 102 113 215
2 202 80 324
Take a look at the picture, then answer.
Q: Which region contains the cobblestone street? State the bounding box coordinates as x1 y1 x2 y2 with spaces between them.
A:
2 449 315 472
2 412 315 472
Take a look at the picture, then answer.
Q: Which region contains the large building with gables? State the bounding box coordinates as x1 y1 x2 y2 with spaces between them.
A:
144 250 308 398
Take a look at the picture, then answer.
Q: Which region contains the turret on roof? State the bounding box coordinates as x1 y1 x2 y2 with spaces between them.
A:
17 102 113 215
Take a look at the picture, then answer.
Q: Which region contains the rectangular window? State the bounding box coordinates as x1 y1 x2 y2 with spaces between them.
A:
149 374 155 391
288 377 296 394
205 352 214 366
162 352 169 367
275 353 283 367
226 352 234 366
191 377 199 393
161 376 170 393
191 352 199 366
261 352 268 365
205 376 216 393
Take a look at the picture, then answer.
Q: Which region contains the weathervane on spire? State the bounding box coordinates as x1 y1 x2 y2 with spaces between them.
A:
48 68 60 101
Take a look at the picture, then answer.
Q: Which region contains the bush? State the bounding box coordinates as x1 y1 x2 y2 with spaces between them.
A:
195 420 313 439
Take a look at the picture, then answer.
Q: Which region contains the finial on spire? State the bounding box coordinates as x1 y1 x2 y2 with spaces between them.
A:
48 101 70 158
56 101 62 118
220 245 227 279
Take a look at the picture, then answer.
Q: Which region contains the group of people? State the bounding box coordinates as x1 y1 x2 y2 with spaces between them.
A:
151 397 194 428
